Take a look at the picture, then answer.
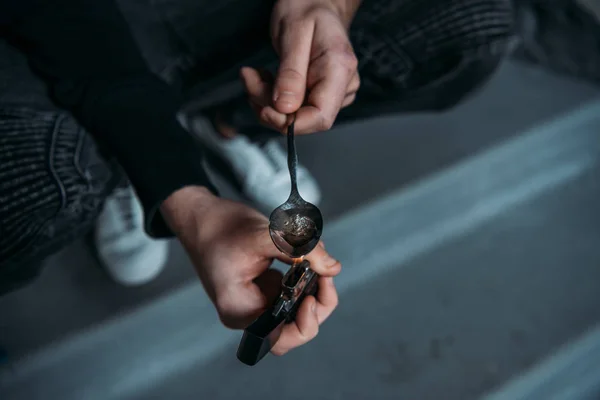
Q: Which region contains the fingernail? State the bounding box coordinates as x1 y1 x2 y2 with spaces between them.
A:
311 302 317 314
273 89 279 102
275 91 296 107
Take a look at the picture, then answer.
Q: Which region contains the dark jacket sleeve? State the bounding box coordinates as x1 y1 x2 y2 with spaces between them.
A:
1 0 217 238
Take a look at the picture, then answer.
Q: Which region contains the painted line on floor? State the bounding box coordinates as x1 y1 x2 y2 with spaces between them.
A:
482 323 600 400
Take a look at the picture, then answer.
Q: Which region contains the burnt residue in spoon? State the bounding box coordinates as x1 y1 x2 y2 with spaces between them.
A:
272 213 317 247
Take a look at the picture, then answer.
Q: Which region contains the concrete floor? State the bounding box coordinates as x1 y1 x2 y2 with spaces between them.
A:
1 61 600 399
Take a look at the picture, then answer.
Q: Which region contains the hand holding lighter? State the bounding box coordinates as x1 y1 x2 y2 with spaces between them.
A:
236 259 319 366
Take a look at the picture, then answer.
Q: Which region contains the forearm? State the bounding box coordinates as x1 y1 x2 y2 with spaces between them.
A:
160 186 219 238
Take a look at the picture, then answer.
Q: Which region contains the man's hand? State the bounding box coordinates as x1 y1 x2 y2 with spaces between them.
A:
241 0 361 134
160 186 341 356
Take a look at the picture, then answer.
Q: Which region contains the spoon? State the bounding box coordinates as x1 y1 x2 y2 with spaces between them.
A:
269 116 323 258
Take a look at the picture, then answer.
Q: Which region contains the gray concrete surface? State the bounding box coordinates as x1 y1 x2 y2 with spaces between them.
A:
1 61 600 399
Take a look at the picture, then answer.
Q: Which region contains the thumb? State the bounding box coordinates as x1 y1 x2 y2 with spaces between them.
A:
304 242 342 277
273 20 314 114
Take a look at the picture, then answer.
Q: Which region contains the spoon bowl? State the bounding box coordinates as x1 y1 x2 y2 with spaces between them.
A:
268 117 323 258
269 194 323 258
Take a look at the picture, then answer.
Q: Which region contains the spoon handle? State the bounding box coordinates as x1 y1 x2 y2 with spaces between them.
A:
287 115 299 196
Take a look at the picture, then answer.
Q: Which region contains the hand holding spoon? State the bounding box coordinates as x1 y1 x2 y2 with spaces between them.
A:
268 116 323 258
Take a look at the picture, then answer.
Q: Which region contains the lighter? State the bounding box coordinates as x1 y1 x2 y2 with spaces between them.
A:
236 259 319 366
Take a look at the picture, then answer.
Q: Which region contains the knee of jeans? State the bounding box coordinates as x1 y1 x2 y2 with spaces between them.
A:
0 108 118 268
416 0 517 53
445 0 516 47
410 0 517 97
360 48 509 114
422 45 514 113
354 0 517 112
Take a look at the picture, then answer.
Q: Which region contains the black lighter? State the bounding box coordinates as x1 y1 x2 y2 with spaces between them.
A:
236 259 319 366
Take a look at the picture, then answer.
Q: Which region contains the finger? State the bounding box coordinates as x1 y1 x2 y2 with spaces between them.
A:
271 295 319 356
248 99 290 132
240 67 272 107
295 55 357 134
314 276 338 323
347 72 360 94
259 106 290 133
341 92 356 108
272 20 315 114
304 244 342 277
242 67 291 131
294 68 351 134
290 18 357 135
270 242 340 277
341 72 359 108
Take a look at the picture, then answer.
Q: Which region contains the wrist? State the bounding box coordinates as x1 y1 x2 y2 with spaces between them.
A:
160 185 218 236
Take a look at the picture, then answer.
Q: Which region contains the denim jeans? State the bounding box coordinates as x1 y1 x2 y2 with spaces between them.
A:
0 0 516 295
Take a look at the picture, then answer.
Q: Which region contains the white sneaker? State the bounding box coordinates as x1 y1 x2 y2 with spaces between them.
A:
181 115 321 213
94 185 168 286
